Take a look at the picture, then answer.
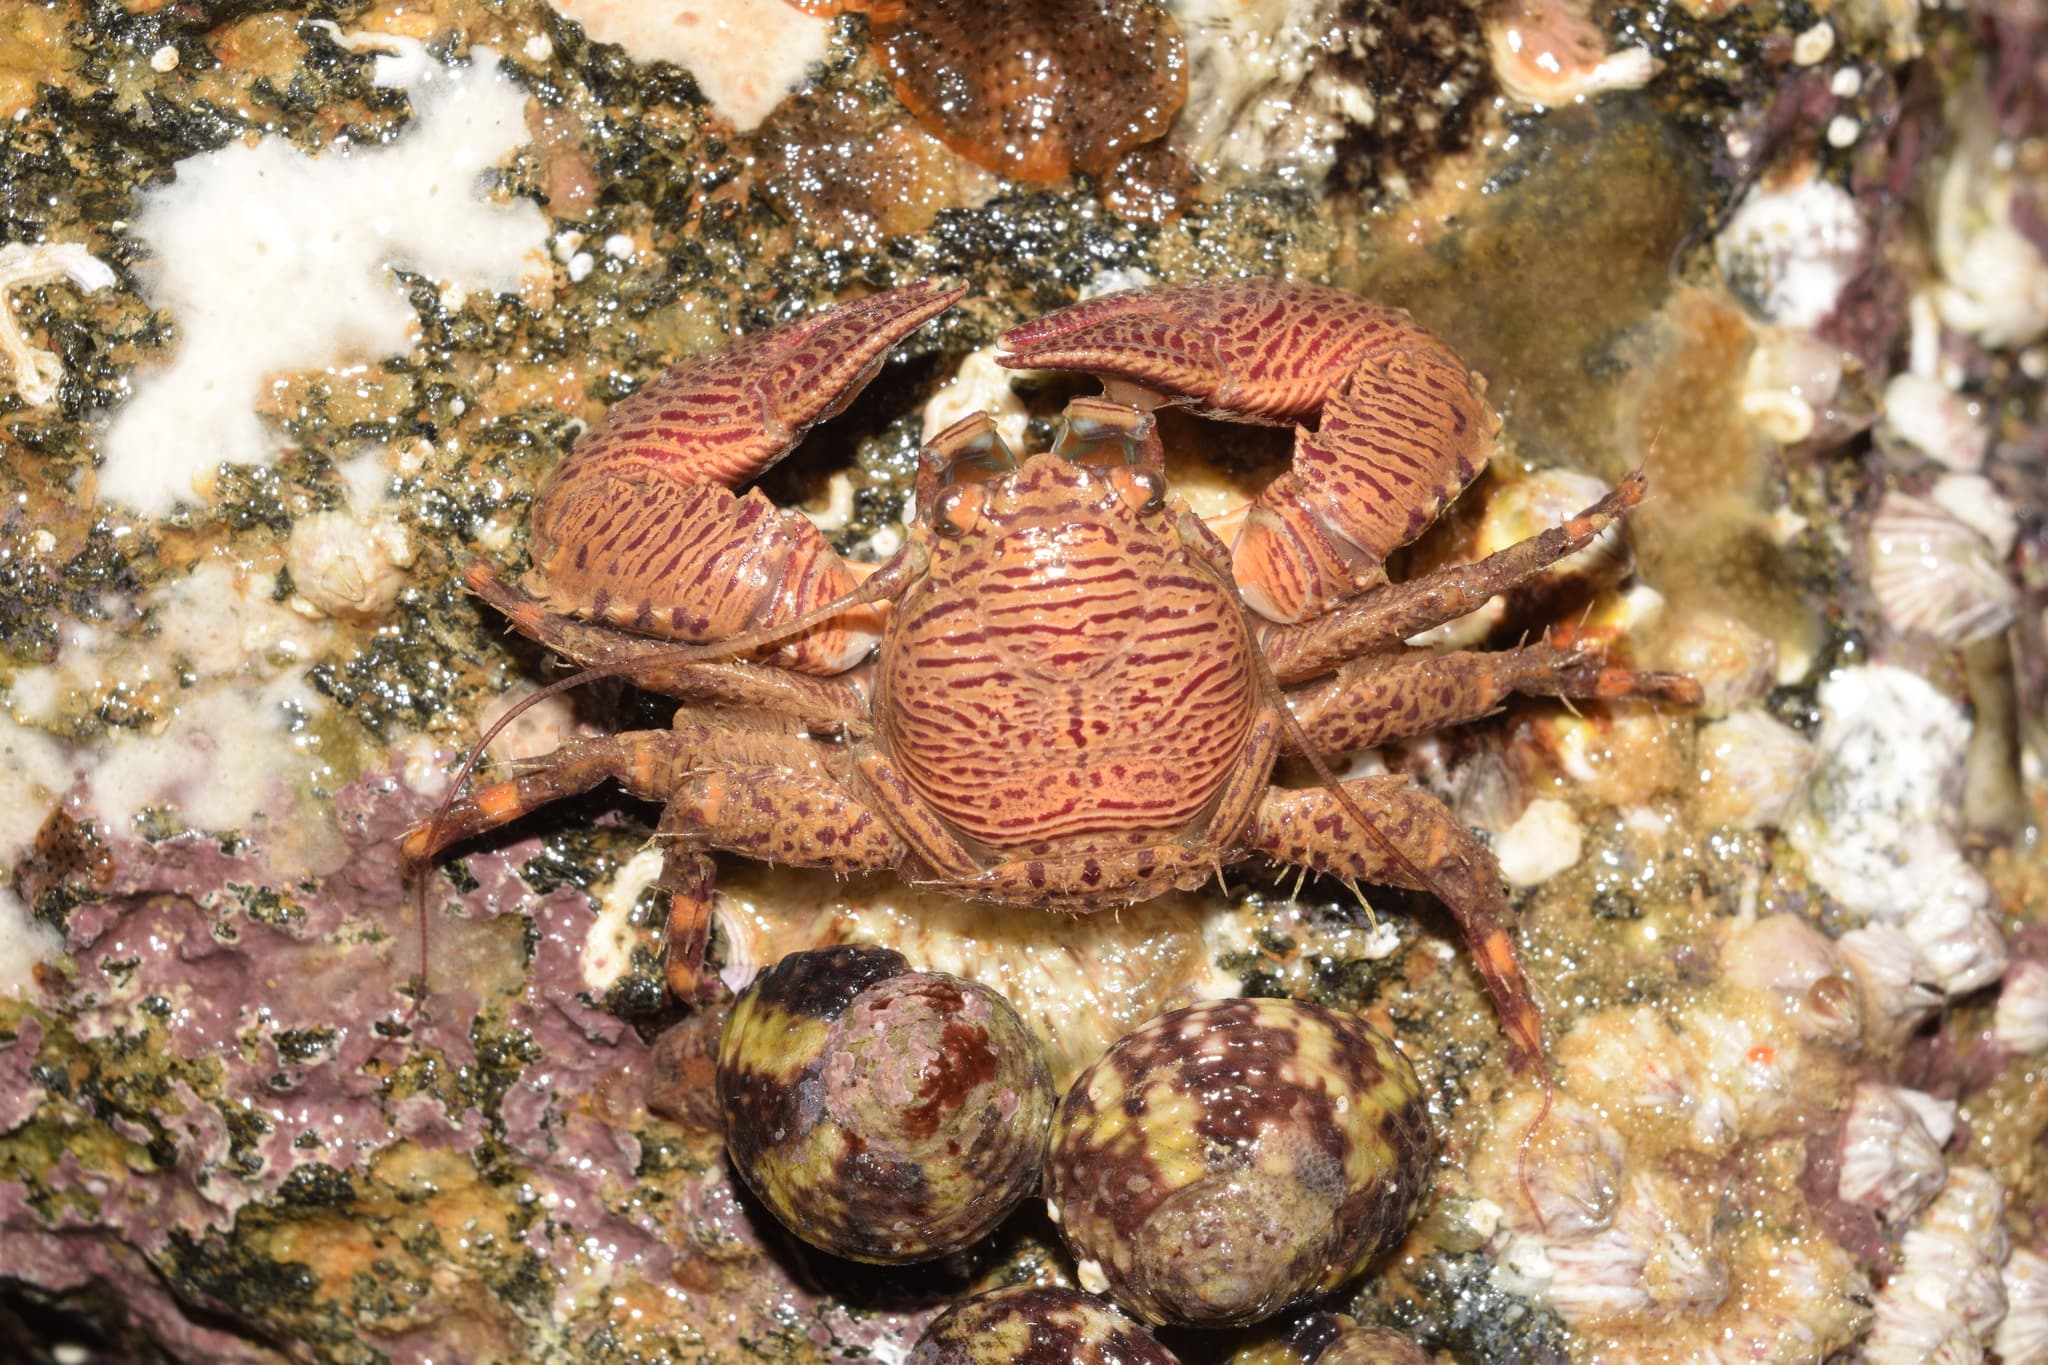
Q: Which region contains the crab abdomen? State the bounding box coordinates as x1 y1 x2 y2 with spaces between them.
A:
879 528 1256 854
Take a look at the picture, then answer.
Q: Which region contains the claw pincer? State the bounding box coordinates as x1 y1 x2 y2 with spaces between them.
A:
998 278 1497 623
525 280 965 672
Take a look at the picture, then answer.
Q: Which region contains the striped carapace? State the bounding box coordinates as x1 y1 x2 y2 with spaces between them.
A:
403 277 1699 1076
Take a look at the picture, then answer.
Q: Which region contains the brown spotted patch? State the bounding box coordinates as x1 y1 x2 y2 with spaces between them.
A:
798 0 1186 183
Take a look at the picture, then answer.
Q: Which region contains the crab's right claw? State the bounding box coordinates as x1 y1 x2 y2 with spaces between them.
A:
579 279 968 488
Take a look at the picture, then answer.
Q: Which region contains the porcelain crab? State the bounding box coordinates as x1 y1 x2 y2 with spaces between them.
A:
403 277 1697 1072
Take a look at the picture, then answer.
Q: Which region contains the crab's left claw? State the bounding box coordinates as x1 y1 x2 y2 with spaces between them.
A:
1000 278 1500 623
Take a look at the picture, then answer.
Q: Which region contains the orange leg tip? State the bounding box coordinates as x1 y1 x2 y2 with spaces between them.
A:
1592 666 1637 699
1562 512 1607 541
474 782 523 822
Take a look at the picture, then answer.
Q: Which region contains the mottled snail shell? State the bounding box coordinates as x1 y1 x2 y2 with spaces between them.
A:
908 1285 1182 1365
1313 1325 1432 1365
1234 1312 1433 1365
717 944 1056 1263
1044 997 1436 1327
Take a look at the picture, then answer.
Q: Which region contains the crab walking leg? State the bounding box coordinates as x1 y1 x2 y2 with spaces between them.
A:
653 762 899 998
464 562 868 725
523 280 964 672
999 277 1496 623
1259 474 1655 685
400 723 900 996
1250 776 1546 1074
400 730 697 862
1284 645 1702 755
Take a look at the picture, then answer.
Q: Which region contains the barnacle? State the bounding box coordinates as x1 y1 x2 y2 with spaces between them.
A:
1997 1247 2048 1365
792 0 1186 183
1835 1081 1954 1224
1472 1091 1625 1239
1867 490 2018 649
1995 960 2048 1055
1539 1171 1728 1325
0 240 114 407
1866 1167 2012 1363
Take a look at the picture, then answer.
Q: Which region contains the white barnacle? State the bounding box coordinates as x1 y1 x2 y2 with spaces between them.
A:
286 508 413 622
1880 372 1991 472
1839 924 1945 1036
1868 490 2017 649
1542 1171 1726 1325
1716 171 1868 330
1722 913 1860 1041
1658 608 1778 719
1994 960 2048 1055
1472 1092 1624 1240
1867 1166 2012 1363
1836 1081 1952 1223
1902 894 2011 998
1560 1004 1738 1153
1692 710 1816 832
1996 1246 2048 1365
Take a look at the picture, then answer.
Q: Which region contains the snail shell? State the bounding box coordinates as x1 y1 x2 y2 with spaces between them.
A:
717 944 1055 1263
1314 1325 1432 1365
1044 998 1436 1327
1236 1313 1433 1365
909 1285 1182 1364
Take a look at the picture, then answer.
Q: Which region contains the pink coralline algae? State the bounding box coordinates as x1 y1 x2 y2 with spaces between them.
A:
0 770 933 1358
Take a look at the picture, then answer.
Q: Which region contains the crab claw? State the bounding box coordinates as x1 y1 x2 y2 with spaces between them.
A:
1001 278 1499 622
523 280 965 671
999 277 1418 423
562 278 967 491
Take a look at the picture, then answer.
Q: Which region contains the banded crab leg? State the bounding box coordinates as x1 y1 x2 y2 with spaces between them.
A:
523 280 965 673
1285 643 1702 757
999 276 1496 625
399 719 901 999
1249 775 1546 1074
461 561 869 727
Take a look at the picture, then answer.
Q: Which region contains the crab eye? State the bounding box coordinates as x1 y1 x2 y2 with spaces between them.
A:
1114 467 1166 516
930 484 985 538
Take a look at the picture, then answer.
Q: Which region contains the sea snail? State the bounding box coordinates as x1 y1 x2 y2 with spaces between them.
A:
908 1285 1182 1364
1044 997 1437 1327
717 945 1056 1263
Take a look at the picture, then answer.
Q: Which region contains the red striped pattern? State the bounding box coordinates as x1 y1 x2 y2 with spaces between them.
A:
880 454 1255 852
